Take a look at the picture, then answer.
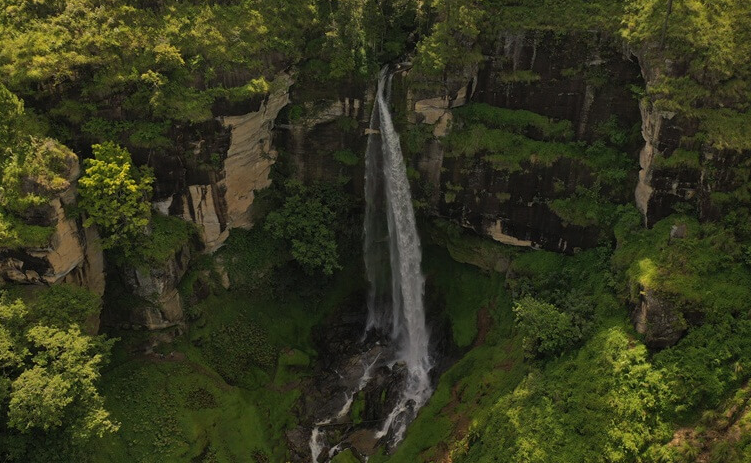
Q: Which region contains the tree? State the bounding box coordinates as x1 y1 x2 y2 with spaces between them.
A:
414 0 484 82
0 290 116 462
0 83 24 149
78 142 154 251
513 296 582 358
265 180 342 275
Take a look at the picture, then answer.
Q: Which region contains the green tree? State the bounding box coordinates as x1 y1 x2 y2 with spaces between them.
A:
265 180 342 275
414 0 484 82
0 290 116 462
0 83 24 149
513 296 582 358
78 142 154 251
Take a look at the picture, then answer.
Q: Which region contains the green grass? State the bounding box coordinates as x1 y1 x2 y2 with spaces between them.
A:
424 245 508 348
652 148 701 170
444 121 634 193
548 187 620 228
92 356 271 463
94 242 365 463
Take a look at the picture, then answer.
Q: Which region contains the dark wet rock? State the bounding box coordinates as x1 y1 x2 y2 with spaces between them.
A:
632 288 687 349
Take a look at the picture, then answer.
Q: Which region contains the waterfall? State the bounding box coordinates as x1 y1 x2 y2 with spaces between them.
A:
364 67 432 444
309 66 432 463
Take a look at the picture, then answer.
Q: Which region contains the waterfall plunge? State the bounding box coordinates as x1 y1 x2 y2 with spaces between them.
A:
364 67 432 444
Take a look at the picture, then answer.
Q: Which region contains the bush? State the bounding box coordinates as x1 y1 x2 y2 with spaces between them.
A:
78 142 154 251
264 180 344 275
513 296 582 358
32 284 101 327
454 103 574 141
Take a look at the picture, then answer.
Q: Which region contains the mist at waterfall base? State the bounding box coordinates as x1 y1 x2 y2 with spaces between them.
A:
308 67 433 462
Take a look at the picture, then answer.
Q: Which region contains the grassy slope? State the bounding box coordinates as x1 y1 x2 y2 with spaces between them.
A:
93 253 364 463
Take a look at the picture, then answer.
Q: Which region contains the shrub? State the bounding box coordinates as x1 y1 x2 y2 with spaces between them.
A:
265 180 343 275
32 284 101 327
78 142 154 251
513 296 582 358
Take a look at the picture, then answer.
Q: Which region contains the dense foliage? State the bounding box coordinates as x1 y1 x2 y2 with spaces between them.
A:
2 0 751 462
78 142 154 251
512 296 582 358
0 286 115 463
265 179 356 275
0 83 76 248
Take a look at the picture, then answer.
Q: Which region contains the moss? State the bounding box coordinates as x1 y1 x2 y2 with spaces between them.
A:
653 148 701 170
92 354 272 463
697 108 751 152
0 210 54 249
613 214 751 319
350 391 365 425
425 245 508 348
483 0 624 33
332 449 360 463
425 218 519 271
218 227 287 294
332 149 360 166
116 214 194 268
453 104 574 141
548 187 619 228
445 124 571 171
500 70 542 83
445 123 634 187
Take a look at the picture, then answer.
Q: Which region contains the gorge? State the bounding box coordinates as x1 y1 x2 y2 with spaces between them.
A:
2 2 751 463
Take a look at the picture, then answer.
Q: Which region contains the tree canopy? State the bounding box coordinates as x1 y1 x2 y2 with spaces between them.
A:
0 287 116 463
78 142 154 251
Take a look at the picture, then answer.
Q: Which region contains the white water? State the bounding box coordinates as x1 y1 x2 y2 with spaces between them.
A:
309 355 381 462
364 67 432 444
310 66 432 462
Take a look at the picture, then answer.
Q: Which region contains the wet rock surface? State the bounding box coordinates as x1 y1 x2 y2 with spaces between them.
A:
286 296 453 463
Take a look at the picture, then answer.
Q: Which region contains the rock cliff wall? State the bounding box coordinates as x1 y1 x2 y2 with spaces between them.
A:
171 74 294 252
407 31 643 252
0 163 106 296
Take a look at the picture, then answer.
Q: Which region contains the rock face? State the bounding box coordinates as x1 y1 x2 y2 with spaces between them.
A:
176 74 294 251
0 164 106 298
276 94 368 186
632 81 700 226
632 289 686 349
116 242 192 330
404 31 643 252
476 32 643 142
